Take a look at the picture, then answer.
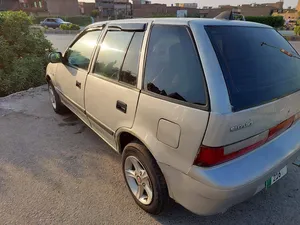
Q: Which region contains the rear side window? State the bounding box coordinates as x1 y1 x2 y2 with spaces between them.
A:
65 30 101 70
143 25 206 105
120 32 144 86
206 26 300 111
94 31 134 80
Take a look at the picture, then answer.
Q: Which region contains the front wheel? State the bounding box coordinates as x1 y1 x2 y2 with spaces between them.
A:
122 142 170 215
48 81 68 114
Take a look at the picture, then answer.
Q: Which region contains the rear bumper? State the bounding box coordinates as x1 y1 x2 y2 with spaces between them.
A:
159 121 300 215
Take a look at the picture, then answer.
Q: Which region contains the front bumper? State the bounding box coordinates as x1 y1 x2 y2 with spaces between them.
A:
159 121 300 215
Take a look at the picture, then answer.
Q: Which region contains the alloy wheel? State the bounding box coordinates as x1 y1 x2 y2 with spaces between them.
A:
48 85 57 109
124 156 153 205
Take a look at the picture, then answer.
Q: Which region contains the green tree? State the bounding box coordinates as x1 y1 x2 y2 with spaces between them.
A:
245 16 284 28
91 9 100 18
0 11 53 97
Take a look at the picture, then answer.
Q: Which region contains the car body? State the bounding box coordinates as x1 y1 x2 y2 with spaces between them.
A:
46 18 300 216
40 18 70 29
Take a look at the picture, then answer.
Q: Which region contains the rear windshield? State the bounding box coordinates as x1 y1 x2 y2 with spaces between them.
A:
206 26 300 111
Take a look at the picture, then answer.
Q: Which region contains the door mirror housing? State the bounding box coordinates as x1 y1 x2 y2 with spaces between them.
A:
48 52 63 63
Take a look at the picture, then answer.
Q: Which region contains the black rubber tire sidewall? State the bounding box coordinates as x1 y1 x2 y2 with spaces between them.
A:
48 81 68 115
122 142 170 215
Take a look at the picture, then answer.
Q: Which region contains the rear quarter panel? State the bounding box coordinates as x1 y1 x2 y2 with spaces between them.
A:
131 93 209 174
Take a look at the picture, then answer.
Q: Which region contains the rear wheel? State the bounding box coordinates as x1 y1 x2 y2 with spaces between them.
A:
122 142 170 215
48 81 68 114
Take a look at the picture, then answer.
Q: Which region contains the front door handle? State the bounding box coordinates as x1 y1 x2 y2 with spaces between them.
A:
76 81 81 89
116 100 127 113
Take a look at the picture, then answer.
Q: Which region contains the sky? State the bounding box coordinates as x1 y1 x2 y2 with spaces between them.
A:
82 0 298 8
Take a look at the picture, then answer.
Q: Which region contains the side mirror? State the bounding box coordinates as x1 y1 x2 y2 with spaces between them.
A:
48 52 63 63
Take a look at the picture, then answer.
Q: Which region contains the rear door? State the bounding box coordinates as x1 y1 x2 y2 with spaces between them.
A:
85 23 146 148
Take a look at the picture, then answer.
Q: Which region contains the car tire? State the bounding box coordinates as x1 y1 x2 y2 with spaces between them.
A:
122 141 170 215
48 81 68 115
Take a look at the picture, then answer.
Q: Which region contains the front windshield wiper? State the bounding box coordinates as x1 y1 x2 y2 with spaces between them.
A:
261 42 300 60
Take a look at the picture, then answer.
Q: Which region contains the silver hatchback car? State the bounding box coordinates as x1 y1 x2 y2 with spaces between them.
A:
46 18 300 215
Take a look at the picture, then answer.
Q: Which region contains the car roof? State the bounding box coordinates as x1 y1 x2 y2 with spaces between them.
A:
86 18 271 29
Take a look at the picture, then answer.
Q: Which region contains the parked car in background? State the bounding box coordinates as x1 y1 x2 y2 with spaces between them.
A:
40 18 71 29
46 18 300 216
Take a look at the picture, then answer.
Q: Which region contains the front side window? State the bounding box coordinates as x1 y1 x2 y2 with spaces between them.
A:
56 18 64 23
94 31 134 80
65 30 102 70
144 25 206 105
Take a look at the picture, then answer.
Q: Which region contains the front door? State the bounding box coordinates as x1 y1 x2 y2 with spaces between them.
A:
85 27 146 148
55 29 102 121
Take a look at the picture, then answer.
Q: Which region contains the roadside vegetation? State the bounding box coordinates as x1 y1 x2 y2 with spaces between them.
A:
60 23 80 30
245 16 284 28
0 11 52 97
295 26 300 35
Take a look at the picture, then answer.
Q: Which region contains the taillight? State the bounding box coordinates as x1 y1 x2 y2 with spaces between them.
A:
268 116 294 141
194 114 298 167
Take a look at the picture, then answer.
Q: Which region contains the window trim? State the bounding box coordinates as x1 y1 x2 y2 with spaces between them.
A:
141 24 210 111
90 73 140 92
118 31 145 87
63 27 104 72
91 29 140 86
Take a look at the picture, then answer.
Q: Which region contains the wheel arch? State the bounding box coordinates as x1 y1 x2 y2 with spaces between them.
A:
117 128 174 199
116 129 151 155
46 74 51 83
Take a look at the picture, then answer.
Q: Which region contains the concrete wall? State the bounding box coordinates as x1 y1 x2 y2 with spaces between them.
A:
47 0 80 16
297 0 300 11
0 0 19 11
79 2 96 15
133 4 166 17
133 4 199 17
241 7 273 17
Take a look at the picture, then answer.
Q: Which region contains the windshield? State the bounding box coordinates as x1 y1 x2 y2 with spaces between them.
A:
56 18 64 23
206 26 300 111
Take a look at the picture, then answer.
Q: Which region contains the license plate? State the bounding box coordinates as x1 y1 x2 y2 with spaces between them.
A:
265 166 287 189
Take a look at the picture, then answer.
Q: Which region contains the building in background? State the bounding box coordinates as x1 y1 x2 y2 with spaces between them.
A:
273 0 300 20
15 0 80 15
132 0 151 6
0 0 20 11
132 3 166 17
19 0 48 14
79 1 96 15
46 0 80 16
297 0 300 11
175 3 197 9
199 1 284 18
132 2 199 18
114 1 132 19
96 0 132 19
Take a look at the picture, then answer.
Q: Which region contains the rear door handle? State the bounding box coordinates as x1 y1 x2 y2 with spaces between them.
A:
116 100 127 113
76 81 81 89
